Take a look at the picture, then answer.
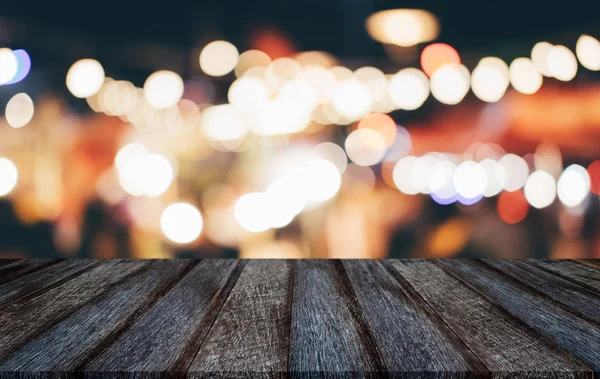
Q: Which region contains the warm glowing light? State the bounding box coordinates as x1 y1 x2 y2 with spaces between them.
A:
0 49 18 85
385 126 412 161
294 51 337 68
588 161 600 195
119 153 174 197
266 180 305 228
329 66 353 82
453 161 488 200
228 77 269 111
66 59 105 98
0 157 18 196
143 70 184 109
234 192 272 233
576 35 600 71
429 161 457 200
557 165 590 207
345 128 386 166
332 79 373 120
497 190 529 224
366 9 439 47
421 43 460 77
289 158 342 204
499 154 529 191
479 159 507 197
265 58 301 91
430 63 470 105
200 104 248 141
235 49 271 77
509 58 543 95
256 98 311 135
161 203 203 244
5 93 34 128
358 113 397 147
524 170 556 209
393 156 432 195
115 143 149 172
299 66 337 105
531 42 553 77
312 142 348 174
471 57 509 103
4 49 31 84
388 68 429 110
200 40 239 77
547 45 577 81
354 66 387 102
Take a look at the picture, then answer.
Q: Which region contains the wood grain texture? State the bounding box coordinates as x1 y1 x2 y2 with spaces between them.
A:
529 260 600 292
391 259 592 379
189 260 293 378
438 259 600 373
288 260 386 376
85 260 244 375
0 260 193 370
343 260 487 378
0 259 59 285
484 260 600 324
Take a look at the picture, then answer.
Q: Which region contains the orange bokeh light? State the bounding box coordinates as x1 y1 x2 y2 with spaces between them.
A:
357 113 397 147
420 43 461 77
588 160 600 195
497 190 529 224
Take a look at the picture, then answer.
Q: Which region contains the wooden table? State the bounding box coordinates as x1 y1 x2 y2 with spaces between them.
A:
0 259 599 378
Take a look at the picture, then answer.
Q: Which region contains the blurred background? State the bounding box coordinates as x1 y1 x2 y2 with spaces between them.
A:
0 0 599 259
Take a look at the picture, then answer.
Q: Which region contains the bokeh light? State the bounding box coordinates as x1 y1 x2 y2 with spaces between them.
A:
265 58 301 91
588 161 600 195
576 35 600 71
531 42 553 76
228 76 269 111
256 98 311 135
5 93 34 128
0 157 18 197
0 49 18 85
332 79 373 120
430 63 470 105
143 70 184 109
358 113 397 147
471 57 509 103
115 143 149 172
200 104 248 141
499 154 529 191
509 58 543 95
366 9 439 47
429 160 457 200
453 161 488 200
66 59 105 98
160 203 203 244
200 40 239 77
234 49 271 77
291 158 342 203
420 43 460 77
119 153 174 197
4 49 31 84
497 190 529 224
354 66 387 103
388 68 429 110
345 128 386 166
557 165 590 207
547 45 577 81
234 192 272 233
393 156 431 195
479 159 506 197
312 142 347 174
524 170 556 209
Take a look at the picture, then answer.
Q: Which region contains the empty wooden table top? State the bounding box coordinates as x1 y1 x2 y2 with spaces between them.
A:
0 259 599 378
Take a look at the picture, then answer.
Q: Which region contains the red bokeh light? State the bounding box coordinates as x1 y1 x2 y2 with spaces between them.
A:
357 113 397 147
497 190 529 224
588 160 600 195
420 43 461 77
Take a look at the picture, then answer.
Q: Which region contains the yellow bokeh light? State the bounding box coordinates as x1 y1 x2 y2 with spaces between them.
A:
255 98 312 136
294 51 337 68
161 202 203 244
200 104 249 141
332 79 373 120
265 58 301 92
143 70 184 109
531 42 553 77
471 57 509 103
0 157 18 197
509 58 543 95
366 9 439 47
576 34 600 71
234 192 272 233
453 161 488 199
119 153 174 197
430 63 470 105
354 66 387 102
234 49 271 77
200 40 239 77
345 128 386 166
312 142 348 175
66 59 105 98
388 68 429 110
5 93 34 128
547 45 577 81
228 76 269 111
0 48 18 85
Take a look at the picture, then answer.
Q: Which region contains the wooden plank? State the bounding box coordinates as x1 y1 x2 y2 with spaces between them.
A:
343 260 488 377
484 260 600 324
529 260 600 291
85 260 244 374
0 260 193 367
0 259 99 304
0 259 60 285
439 259 600 373
0 259 19 267
391 259 592 378
189 260 292 377
288 260 386 375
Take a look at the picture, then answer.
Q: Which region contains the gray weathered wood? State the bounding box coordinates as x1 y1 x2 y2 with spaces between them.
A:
438 259 600 373
484 260 600 324
85 260 244 374
0 260 193 370
0 259 59 285
528 260 600 291
391 259 592 379
343 260 487 377
289 260 386 375
189 260 293 378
